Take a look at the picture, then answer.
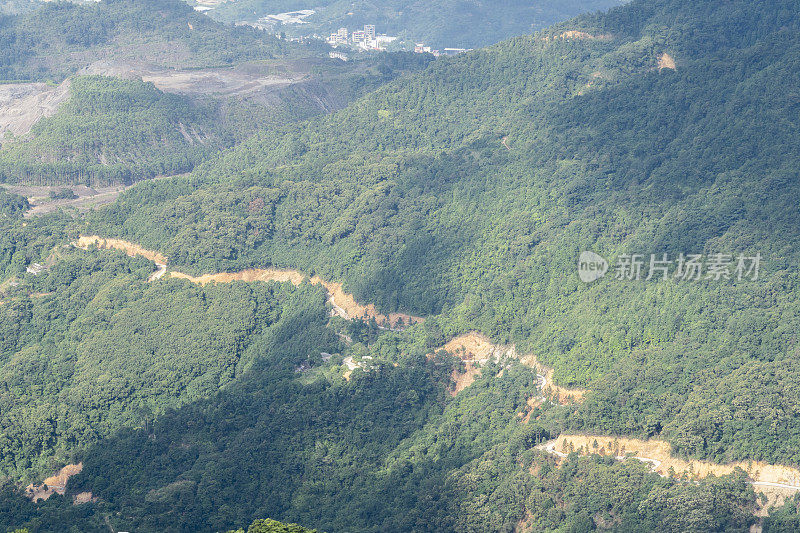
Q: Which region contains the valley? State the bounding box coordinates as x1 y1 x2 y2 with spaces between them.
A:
1 0 800 531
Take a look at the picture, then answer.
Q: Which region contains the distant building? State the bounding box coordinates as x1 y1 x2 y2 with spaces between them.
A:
327 27 349 45
443 48 471 55
329 51 349 61
376 35 397 46
364 24 376 40
351 30 366 43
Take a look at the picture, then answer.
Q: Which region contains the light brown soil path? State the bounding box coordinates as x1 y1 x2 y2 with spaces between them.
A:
75 236 424 329
74 236 167 264
538 435 800 515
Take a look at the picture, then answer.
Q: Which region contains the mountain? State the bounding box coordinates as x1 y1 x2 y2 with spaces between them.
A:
200 0 627 49
0 0 433 187
2 0 800 531
0 54 433 187
0 0 296 81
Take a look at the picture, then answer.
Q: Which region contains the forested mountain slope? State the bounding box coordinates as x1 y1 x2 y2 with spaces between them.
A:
3 0 800 531
0 219 762 532
91 0 800 465
0 76 231 185
0 53 432 187
0 0 296 81
0 0 433 187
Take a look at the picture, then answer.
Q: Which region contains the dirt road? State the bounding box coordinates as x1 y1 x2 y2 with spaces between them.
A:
537 435 800 516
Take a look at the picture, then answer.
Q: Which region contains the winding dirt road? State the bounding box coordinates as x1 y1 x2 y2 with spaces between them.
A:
74 236 423 329
537 435 800 516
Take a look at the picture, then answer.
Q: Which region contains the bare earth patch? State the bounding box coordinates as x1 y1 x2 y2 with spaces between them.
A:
75 236 424 331
79 59 307 102
75 235 168 265
518 353 587 404
658 52 677 71
429 331 588 402
170 269 423 329
26 463 83 502
0 80 71 142
73 491 97 505
430 332 586 400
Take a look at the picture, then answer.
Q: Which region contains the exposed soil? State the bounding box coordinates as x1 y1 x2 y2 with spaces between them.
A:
518 353 587 404
79 59 307 103
5 174 183 217
658 52 677 71
75 235 168 265
431 331 587 401
75 236 424 330
170 268 424 329
26 463 83 502
0 80 71 142
450 361 482 396
73 491 97 505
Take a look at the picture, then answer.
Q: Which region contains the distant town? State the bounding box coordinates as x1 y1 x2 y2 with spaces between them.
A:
222 7 472 60
326 24 471 59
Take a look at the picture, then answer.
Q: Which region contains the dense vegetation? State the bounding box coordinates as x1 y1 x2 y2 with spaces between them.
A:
0 54 433 186
0 241 340 481
203 0 625 49
0 236 762 530
85 0 800 467
0 188 28 218
0 0 300 82
227 519 319 533
0 0 799 531
0 76 231 186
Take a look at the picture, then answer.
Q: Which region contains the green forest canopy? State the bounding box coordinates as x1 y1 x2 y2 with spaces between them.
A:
1 0 800 531
87 0 800 465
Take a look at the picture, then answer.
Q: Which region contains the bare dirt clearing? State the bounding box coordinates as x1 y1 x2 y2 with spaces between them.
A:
26 463 83 502
2 183 128 216
0 80 71 141
5 174 182 217
80 59 307 101
171 268 423 329
75 235 168 265
658 52 677 71
431 331 586 401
